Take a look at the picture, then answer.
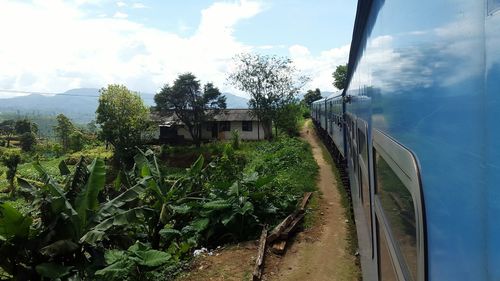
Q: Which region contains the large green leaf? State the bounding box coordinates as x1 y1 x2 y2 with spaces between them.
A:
35 263 73 279
97 183 145 219
0 202 32 240
80 207 153 244
135 250 171 267
202 200 231 210
188 155 204 175
58 160 71 176
94 259 133 279
104 249 126 264
75 158 106 230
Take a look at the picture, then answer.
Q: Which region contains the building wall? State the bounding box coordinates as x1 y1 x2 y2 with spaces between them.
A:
167 121 264 141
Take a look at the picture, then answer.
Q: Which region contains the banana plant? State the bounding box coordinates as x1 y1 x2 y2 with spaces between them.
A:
0 157 154 279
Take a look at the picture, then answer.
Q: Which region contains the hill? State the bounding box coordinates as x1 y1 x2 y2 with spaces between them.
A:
0 88 249 123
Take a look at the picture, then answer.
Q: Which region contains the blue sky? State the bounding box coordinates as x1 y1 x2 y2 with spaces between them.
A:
0 0 357 97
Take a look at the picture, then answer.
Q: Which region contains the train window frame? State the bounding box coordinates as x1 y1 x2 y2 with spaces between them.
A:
372 129 426 281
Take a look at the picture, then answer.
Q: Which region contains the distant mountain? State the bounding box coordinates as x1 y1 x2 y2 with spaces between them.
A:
0 88 249 123
223 92 249 108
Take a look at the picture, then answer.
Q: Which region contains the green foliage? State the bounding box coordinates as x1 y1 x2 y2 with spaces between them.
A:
227 53 309 139
303 88 322 106
96 84 153 165
333 64 348 90
0 133 319 279
230 129 240 150
14 119 34 135
0 150 21 192
54 113 75 151
95 242 172 280
19 132 36 152
155 73 227 147
275 102 303 136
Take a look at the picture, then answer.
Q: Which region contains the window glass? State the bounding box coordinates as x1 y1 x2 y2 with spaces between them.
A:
378 219 398 281
375 151 417 280
488 0 500 14
242 121 252 131
358 128 368 164
220 121 231 132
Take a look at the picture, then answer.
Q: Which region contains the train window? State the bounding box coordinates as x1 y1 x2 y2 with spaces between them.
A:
358 128 368 164
488 0 500 15
378 219 398 281
375 152 417 280
373 129 426 281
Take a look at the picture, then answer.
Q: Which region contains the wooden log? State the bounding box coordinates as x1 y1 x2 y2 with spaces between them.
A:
267 214 294 244
280 212 306 240
298 192 313 212
252 226 268 281
271 240 287 255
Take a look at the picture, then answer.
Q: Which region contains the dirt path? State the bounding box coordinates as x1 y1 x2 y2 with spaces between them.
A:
266 120 359 281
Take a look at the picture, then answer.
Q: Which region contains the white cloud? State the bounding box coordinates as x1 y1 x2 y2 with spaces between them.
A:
0 0 266 96
113 11 128 18
0 0 348 99
131 2 146 9
288 44 350 93
116 1 127 8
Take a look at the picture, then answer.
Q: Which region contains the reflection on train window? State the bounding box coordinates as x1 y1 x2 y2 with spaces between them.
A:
375 151 417 280
358 128 368 164
378 219 398 281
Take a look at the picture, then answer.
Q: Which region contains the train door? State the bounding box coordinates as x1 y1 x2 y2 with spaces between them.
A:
372 130 426 281
357 119 372 257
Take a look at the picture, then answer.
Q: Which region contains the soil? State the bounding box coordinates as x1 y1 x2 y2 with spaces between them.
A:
176 120 359 281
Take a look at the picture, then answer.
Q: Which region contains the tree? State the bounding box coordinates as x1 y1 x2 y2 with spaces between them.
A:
19 132 36 152
1 150 21 192
96 84 152 164
275 102 303 136
155 73 226 147
0 120 15 147
332 64 348 90
53 114 74 151
227 53 308 139
14 119 33 135
69 130 85 151
303 88 322 106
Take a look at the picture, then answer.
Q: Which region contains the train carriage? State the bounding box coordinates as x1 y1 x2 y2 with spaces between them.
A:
312 0 500 280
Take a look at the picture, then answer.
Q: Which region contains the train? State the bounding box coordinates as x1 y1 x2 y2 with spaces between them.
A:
311 0 500 280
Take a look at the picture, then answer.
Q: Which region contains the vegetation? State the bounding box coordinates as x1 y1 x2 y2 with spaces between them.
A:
0 149 21 193
96 84 153 165
303 88 323 106
0 131 318 279
227 53 309 139
155 73 227 147
332 64 348 90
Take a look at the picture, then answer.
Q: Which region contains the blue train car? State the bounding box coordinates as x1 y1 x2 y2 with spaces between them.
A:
312 0 500 280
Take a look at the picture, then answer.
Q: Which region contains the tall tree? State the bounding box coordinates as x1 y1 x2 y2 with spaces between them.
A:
96 84 152 164
332 64 348 90
14 119 33 135
227 53 308 139
303 88 322 106
53 114 74 151
0 120 15 147
1 150 21 193
155 73 226 147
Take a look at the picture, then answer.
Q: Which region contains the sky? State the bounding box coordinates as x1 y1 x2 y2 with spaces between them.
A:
0 0 357 98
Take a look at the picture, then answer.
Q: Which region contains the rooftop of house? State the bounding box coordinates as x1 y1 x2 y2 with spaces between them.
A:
152 109 257 126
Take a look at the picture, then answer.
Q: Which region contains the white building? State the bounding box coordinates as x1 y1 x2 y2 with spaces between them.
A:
155 109 265 142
